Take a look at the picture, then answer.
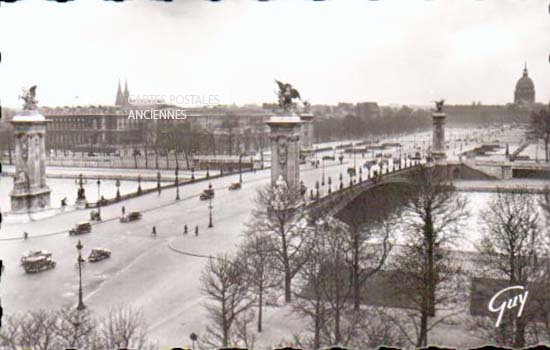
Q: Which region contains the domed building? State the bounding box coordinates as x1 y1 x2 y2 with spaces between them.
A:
514 63 535 105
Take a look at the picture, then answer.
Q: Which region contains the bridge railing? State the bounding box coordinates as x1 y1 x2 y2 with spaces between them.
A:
305 159 423 211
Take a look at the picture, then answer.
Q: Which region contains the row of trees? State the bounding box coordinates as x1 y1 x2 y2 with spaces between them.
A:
313 106 432 142
199 165 550 349
0 304 153 350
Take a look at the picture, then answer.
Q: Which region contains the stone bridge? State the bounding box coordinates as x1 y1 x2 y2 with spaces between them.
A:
305 159 549 217
306 161 422 217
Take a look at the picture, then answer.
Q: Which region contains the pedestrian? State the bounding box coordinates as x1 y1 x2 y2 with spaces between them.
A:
23 232 28 240
195 225 199 236
122 206 126 216
152 226 157 236
184 224 188 234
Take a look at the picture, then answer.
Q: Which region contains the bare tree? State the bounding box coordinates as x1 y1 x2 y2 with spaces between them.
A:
97 304 149 350
291 222 328 350
247 181 312 303
240 232 280 333
0 310 58 350
472 189 545 347
54 308 96 349
315 217 352 345
200 253 254 348
530 103 550 163
390 164 468 347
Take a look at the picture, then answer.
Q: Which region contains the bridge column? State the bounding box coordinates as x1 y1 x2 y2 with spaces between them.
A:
9 111 52 216
300 112 314 161
432 110 447 164
267 114 302 190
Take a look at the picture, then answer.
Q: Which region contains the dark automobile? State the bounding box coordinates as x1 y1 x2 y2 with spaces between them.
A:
120 211 142 223
22 255 56 273
88 248 111 262
228 182 241 191
200 188 215 200
69 222 92 236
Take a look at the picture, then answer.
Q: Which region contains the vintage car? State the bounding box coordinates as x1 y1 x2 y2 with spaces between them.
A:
120 211 142 223
69 221 92 236
90 210 101 221
21 250 52 265
200 188 215 200
322 155 335 161
88 248 111 262
228 182 241 191
22 255 56 273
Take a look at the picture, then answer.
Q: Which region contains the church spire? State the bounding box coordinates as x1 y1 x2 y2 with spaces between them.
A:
523 62 528 77
115 79 124 106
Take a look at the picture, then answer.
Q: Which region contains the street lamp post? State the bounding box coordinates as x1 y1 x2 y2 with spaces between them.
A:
75 173 87 201
321 158 325 186
96 179 102 221
115 179 121 200
157 172 161 195
76 240 86 310
239 154 243 184
315 180 320 199
208 197 213 228
175 166 180 200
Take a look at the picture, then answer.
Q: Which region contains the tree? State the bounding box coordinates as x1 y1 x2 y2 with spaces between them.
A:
472 190 545 347
531 103 550 163
240 232 280 333
97 304 149 350
247 180 312 303
200 253 254 348
389 165 468 347
54 308 96 349
0 305 151 350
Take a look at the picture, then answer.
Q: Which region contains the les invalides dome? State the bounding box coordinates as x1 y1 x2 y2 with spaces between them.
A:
514 63 535 105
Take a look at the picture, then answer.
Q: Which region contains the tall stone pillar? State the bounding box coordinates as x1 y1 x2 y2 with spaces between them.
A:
10 111 51 214
299 112 314 160
432 109 447 164
267 114 302 190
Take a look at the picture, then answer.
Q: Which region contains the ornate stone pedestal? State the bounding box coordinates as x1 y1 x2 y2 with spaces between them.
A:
9 111 52 216
432 112 447 164
267 114 302 190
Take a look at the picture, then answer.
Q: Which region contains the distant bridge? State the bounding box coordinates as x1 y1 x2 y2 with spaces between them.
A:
306 159 549 217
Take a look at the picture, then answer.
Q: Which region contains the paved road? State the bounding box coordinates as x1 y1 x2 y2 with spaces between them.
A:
0 127 514 347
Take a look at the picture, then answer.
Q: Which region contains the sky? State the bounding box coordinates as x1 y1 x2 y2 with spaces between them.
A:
0 0 548 108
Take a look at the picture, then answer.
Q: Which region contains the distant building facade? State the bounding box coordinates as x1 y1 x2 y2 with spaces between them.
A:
41 82 271 155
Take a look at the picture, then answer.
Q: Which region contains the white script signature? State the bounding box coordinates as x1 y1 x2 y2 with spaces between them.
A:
488 285 528 328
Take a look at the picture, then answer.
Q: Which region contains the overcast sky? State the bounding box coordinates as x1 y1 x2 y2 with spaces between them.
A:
0 0 548 108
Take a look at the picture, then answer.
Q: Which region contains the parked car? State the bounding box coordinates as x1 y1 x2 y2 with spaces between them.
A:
69 221 92 236
88 248 111 262
21 250 52 265
22 255 56 273
200 188 215 200
228 182 241 191
120 211 142 223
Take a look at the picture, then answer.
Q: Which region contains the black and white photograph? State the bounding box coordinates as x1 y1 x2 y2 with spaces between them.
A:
0 0 549 349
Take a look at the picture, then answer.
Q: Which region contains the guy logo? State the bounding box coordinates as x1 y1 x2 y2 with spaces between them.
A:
488 285 528 328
